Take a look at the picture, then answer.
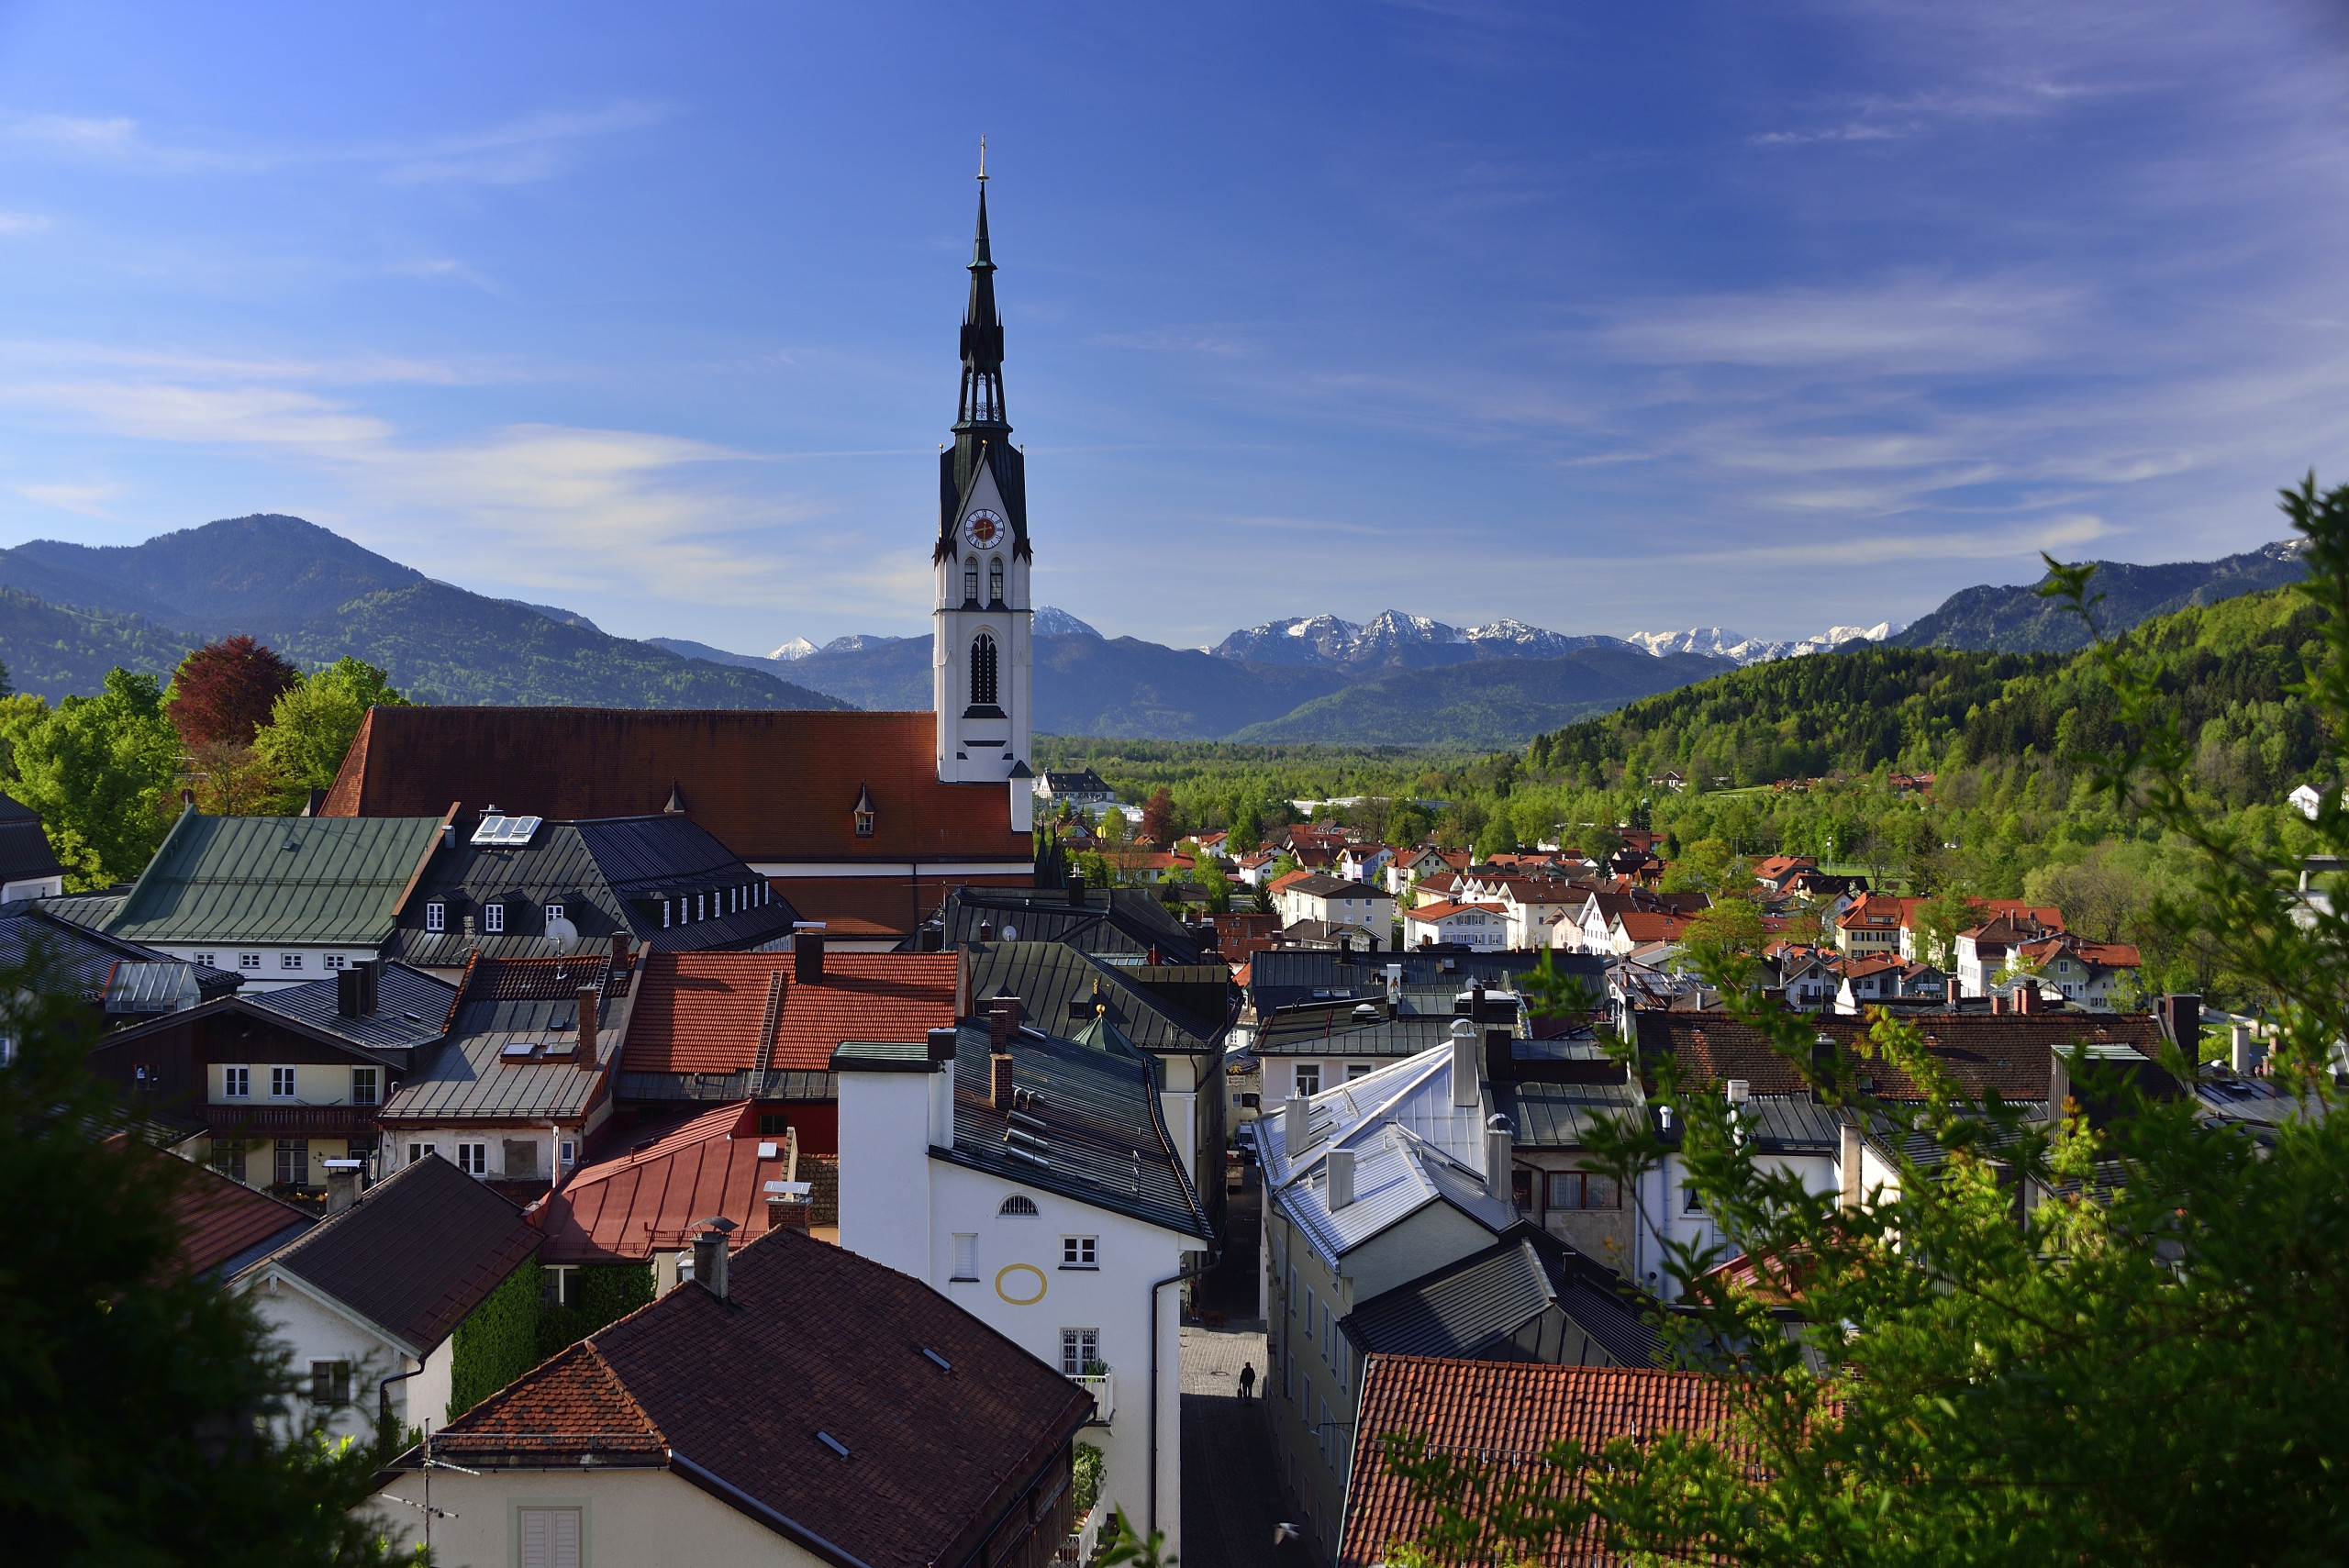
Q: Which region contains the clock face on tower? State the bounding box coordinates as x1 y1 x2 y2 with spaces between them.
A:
962 508 1006 550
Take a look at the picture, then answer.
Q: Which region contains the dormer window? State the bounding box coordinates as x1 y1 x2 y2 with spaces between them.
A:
988 556 1004 603
853 782 877 840
964 557 979 602
544 902 564 925
424 900 445 933
484 901 506 934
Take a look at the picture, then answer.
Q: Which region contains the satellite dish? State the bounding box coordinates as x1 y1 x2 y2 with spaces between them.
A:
545 916 580 953
1000 924 1019 942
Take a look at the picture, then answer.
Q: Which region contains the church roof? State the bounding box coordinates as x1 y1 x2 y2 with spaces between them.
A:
319 707 1030 866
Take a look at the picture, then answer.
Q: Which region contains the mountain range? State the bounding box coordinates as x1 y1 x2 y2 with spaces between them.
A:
0 515 2310 749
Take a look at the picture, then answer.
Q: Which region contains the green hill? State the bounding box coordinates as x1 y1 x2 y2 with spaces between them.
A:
0 589 198 702
1234 648 1738 748
1891 540 2305 654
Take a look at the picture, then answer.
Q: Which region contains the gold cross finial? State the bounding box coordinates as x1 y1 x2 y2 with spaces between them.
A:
978 134 987 183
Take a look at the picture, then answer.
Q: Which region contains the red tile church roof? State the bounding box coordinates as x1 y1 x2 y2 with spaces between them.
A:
321 707 1029 865
623 951 957 1075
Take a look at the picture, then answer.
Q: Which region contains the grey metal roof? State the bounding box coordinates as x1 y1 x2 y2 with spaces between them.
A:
245 963 457 1054
103 962 203 1014
106 809 445 947
932 1021 1212 1240
930 884 1207 964
1246 949 1589 1015
0 802 64 884
0 902 242 1002
2192 1073 2332 1144
1338 1227 1662 1369
382 816 799 966
1254 1011 1458 1059
617 1068 837 1104
1498 1079 1646 1150
964 940 1227 1055
380 958 618 1122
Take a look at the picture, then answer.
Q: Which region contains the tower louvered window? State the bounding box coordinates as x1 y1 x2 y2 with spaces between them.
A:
988 556 1004 603
964 558 979 603
971 633 998 706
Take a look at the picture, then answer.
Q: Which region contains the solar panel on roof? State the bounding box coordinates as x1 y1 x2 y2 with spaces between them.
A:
500 1041 536 1059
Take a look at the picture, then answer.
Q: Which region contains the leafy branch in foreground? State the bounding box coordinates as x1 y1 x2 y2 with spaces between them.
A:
1383 475 2349 1566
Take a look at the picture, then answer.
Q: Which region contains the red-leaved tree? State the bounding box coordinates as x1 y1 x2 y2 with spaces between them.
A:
1140 787 1178 847
164 636 301 749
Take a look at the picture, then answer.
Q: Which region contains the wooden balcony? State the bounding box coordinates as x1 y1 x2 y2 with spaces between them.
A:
198 1102 380 1138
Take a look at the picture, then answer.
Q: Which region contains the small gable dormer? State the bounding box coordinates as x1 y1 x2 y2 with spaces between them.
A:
853 783 876 840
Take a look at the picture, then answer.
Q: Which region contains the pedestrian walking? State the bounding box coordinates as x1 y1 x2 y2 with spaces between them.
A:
1239 1361 1256 1400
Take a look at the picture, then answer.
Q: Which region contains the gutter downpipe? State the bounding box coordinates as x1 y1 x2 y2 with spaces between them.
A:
1149 1249 1218 1539
377 1358 423 1451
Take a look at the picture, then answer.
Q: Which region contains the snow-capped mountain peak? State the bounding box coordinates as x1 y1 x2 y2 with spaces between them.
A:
1626 621 1905 664
768 636 818 662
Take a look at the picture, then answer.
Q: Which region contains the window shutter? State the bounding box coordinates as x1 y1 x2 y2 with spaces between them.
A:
520 1507 581 1568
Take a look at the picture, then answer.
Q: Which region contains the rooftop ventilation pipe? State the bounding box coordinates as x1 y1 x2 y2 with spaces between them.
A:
1450 1018 1479 1107
1283 1094 1308 1151
1485 1112 1513 1203
1325 1148 1355 1210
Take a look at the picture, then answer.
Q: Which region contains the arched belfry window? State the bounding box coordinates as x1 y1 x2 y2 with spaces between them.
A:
963 557 979 603
971 633 999 707
988 557 1004 603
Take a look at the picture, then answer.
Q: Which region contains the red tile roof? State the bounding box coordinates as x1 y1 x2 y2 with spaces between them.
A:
538 1101 788 1262
429 1226 1095 1568
1341 1358 1739 1568
1614 911 1692 943
321 706 1029 865
165 1155 313 1277
1406 900 1506 922
623 951 956 1075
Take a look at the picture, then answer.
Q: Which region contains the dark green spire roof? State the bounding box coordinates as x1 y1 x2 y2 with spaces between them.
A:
955 185 1008 434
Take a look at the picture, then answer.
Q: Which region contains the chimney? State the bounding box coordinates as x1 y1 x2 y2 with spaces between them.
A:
358 961 378 1016
1989 990 2002 1016
928 1026 960 1064
1450 1018 1479 1107
336 967 363 1018
1145 944 1162 967
1838 1120 1863 1211
1485 1112 1513 1204
977 922 995 944
1469 981 1487 1023
1485 1029 1515 1084
577 985 599 1067
1283 1094 1308 1150
2011 984 2032 1016
795 925 828 984
325 1166 360 1215
609 930 628 975
1726 1078 1751 1105
691 1224 730 1300
988 996 1021 1108
2158 994 2202 1054
1325 1148 1355 1210
2047 1049 2070 1124
1067 869 1087 906
302 787 327 817
2231 1022 2263 1075
1944 977 1960 1009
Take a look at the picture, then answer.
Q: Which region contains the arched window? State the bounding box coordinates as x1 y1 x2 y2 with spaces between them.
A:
999 1195 1039 1216
971 633 998 707
988 556 1004 603
963 557 979 603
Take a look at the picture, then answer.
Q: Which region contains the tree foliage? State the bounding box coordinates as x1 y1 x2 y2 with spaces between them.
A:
251 657 410 802
163 635 301 749
0 668 183 887
0 942 419 1565
1386 475 2349 1567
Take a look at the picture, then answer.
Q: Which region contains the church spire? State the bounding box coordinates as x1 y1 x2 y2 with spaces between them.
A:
956 160 1008 433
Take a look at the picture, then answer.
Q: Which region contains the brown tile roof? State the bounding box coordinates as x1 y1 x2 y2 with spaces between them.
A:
321 706 1029 865
260 1151 541 1353
1634 1012 2166 1101
623 951 956 1075
429 1227 1094 1568
165 1156 314 1278
1407 900 1506 921
537 1101 786 1262
1613 911 1693 943
1341 1358 1739 1568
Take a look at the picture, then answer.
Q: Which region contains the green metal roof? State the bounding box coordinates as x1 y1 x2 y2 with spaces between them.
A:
106 808 444 948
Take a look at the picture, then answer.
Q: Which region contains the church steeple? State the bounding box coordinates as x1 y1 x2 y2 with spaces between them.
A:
955 182 1008 433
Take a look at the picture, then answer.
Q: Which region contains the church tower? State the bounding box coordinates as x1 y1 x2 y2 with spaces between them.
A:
933 167 1032 786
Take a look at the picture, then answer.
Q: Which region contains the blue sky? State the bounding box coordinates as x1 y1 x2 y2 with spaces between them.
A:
0 2 2344 654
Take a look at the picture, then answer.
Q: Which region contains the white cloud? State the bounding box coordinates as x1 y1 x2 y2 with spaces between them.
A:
0 212 50 236
14 480 121 516
1603 275 2077 373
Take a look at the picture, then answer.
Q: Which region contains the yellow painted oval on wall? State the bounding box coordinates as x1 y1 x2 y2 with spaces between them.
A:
996 1263 1047 1306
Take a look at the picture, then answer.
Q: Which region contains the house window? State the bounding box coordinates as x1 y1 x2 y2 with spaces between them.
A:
1304 1286 1315 1338
211 1141 246 1182
308 1360 351 1406
542 1264 580 1308
970 633 999 707
759 1112 790 1136
999 1195 1039 1216
484 903 505 934
545 903 564 924
409 1142 436 1164
1060 1328 1101 1376
280 954 304 972
222 1066 250 1099
1294 1063 1321 1096
351 1068 378 1106
560 1140 575 1169
1683 1183 1706 1213
988 556 1004 602
274 1140 308 1187
952 1233 978 1280
424 901 445 933
270 1067 295 1099
194 953 216 968
457 1142 487 1176
1062 1236 1098 1268
853 806 875 840
963 557 980 602
1345 1063 1374 1082
518 1507 582 1568
1546 1170 1621 1209
239 953 262 971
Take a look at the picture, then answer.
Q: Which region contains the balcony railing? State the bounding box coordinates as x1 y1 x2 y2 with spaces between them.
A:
199 1103 380 1137
1069 1369 1113 1424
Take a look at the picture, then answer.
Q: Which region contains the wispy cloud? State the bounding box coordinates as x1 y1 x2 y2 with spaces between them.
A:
0 212 50 236
14 480 121 516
